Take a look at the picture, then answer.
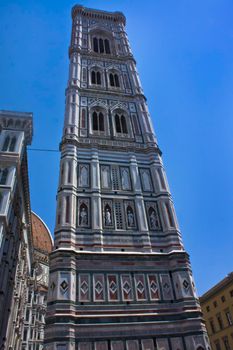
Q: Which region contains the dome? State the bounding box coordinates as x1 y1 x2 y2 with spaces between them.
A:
31 211 53 253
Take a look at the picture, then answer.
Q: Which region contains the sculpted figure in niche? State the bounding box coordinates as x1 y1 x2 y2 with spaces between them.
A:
142 170 151 191
149 208 159 229
127 208 134 227
122 169 130 190
80 166 88 187
105 207 112 226
80 206 88 226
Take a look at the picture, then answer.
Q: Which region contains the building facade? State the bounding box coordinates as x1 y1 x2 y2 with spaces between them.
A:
22 212 53 350
45 5 210 350
0 110 33 350
200 273 233 350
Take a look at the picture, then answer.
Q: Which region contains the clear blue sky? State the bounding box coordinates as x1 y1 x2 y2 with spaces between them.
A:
0 0 233 295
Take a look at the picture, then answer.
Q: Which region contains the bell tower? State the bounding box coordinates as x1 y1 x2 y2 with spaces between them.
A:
45 5 210 350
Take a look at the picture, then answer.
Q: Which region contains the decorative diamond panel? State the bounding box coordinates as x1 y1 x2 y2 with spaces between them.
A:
121 275 133 301
135 274 146 300
93 274 105 301
107 275 119 301
79 274 90 302
148 275 160 300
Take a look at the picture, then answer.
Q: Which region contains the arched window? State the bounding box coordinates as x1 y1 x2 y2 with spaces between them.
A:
0 168 8 185
93 37 98 53
91 70 101 85
99 38 104 53
109 73 120 88
109 73 115 87
91 71 96 84
2 136 10 151
92 37 111 54
92 111 104 132
104 39 110 54
115 114 128 134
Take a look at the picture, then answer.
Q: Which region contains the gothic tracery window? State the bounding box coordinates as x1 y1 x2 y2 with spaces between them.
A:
91 70 101 85
92 111 104 132
109 73 120 88
92 37 111 54
115 114 128 134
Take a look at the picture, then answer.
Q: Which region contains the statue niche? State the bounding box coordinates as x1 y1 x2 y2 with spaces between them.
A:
104 205 112 226
79 165 89 187
127 206 135 227
148 207 160 230
79 203 88 226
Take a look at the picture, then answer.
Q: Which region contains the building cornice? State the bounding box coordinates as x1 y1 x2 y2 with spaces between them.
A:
200 272 233 303
72 5 126 26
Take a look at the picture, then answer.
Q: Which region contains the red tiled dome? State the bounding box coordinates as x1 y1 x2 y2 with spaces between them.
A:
31 212 53 253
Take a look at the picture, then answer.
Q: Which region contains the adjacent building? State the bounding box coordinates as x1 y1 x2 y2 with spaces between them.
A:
200 273 233 350
22 212 53 350
0 110 52 350
0 110 33 349
45 5 210 350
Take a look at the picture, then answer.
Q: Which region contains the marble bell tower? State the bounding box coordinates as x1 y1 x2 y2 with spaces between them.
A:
45 5 210 350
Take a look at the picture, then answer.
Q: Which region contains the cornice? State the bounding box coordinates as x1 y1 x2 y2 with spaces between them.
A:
60 136 162 156
71 5 126 26
200 272 233 303
66 85 147 103
69 46 136 64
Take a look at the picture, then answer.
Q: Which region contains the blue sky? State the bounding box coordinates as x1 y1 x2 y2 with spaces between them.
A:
0 0 233 295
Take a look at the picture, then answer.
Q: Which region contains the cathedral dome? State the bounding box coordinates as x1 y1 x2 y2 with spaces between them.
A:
31 211 53 253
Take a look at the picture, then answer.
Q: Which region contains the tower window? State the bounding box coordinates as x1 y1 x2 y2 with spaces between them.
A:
92 37 111 54
91 70 101 85
115 114 128 134
109 73 120 87
92 111 104 132
2 135 17 152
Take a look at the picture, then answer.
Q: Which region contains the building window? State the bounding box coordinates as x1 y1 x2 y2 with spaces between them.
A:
65 196 70 223
223 337 231 350
109 73 120 87
214 300 218 307
221 295 226 303
2 135 17 152
92 111 104 131
0 168 8 185
206 305 210 312
91 70 101 85
226 311 233 326
217 314 224 330
92 37 111 54
210 319 216 334
115 114 128 134
214 342 221 350
230 290 233 297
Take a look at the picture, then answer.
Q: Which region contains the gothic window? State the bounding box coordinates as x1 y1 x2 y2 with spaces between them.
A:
91 70 101 85
131 115 140 135
92 111 104 132
111 166 120 190
92 37 111 54
109 73 120 87
114 201 123 229
0 168 8 185
115 114 128 134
